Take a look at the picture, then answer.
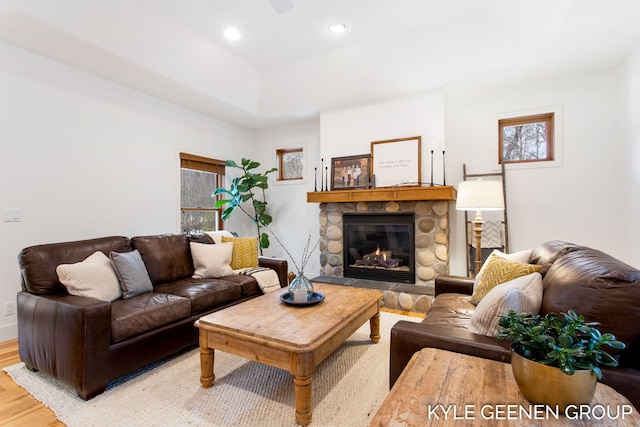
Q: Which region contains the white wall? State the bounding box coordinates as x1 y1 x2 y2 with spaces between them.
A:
252 120 321 275
446 68 630 274
321 89 446 182
0 43 253 341
619 45 640 268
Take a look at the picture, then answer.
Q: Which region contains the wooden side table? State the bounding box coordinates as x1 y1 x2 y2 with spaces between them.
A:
371 348 640 426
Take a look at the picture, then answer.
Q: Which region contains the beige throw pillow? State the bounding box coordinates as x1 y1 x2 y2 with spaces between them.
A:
470 254 541 304
56 251 122 302
468 273 543 336
190 242 234 278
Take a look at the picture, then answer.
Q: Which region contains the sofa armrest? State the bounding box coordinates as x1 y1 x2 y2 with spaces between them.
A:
17 291 112 399
389 320 512 388
434 275 475 296
258 256 288 288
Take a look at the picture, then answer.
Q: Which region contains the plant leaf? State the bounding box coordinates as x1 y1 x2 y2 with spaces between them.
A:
260 233 270 249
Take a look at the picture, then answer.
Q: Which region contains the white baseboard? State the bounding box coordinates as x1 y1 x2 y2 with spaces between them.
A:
0 322 18 343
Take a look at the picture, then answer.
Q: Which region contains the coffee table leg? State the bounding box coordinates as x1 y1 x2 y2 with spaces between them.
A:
199 345 215 388
294 375 312 425
370 311 381 343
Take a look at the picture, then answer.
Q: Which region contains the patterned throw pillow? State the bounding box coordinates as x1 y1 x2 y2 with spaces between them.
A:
56 251 122 302
221 236 259 270
470 254 541 305
468 273 543 336
473 249 532 288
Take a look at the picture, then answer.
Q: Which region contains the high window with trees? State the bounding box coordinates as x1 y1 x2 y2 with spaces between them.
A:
499 113 554 164
180 153 225 233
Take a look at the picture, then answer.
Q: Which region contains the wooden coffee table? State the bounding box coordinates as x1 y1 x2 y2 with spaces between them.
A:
370 348 640 426
195 282 382 426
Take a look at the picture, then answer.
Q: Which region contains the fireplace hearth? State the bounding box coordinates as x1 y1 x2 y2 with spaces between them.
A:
343 213 415 283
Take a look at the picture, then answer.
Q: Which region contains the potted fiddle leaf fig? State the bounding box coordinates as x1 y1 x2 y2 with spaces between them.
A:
213 158 277 255
497 310 625 409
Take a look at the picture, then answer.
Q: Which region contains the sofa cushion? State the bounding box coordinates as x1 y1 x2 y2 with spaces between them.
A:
186 233 215 244
422 293 476 330
470 255 541 304
110 250 153 299
110 292 191 343
154 278 242 314
132 234 193 285
530 240 582 275
217 274 261 298
542 248 640 353
468 273 543 337
19 236 132 294
222 236 259 269
190 242 234 278
56 251 122 302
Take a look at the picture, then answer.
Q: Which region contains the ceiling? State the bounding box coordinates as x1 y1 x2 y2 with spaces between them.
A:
1 0 640 130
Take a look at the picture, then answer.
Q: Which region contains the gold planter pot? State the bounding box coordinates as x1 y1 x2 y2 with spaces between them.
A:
511 351 597 411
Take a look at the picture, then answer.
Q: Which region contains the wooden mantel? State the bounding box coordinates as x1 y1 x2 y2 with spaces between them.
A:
306 186 456 203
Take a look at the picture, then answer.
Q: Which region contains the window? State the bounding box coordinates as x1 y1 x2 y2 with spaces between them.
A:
180 153 225 233
276 147 303 181
499 113 554 164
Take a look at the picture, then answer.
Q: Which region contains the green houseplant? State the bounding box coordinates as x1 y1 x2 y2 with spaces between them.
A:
497 310 625 409
213 158 277 254
497 310 625 378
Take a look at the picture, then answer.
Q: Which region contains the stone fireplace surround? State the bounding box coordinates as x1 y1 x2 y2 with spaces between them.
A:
315 198 451 313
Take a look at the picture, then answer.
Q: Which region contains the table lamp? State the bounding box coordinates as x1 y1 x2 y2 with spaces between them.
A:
456 179 505 275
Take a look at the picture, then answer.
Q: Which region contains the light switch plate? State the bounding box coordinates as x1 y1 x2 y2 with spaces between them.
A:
3 208 21 222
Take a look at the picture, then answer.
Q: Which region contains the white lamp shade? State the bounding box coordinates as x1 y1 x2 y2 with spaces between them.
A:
456 180 505 211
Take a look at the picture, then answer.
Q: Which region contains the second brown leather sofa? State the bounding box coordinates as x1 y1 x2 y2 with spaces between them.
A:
390 240 640 409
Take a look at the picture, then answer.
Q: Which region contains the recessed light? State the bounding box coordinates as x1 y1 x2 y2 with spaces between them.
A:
328 22 347 34
224 27 242 41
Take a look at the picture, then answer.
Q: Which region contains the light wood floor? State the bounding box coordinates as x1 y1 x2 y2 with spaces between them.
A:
0 307 423 427
0 339 64 426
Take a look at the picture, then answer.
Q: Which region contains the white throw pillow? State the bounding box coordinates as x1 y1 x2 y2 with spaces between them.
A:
473 249 533 289
204 230 235 244
56 251 122 302
468 272 543 337
191 242 234 278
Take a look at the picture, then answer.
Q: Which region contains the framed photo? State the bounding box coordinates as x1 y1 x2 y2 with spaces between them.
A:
371 136 422 188
330 154 371 190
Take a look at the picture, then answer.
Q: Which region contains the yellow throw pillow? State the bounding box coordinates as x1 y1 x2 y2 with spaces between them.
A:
222 236 259 270
470 254 542 305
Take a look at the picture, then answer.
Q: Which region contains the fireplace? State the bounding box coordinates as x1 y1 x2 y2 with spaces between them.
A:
343 213 415 283
315 196 452 313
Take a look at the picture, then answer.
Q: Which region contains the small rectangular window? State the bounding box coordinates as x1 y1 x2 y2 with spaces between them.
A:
499 113 554 164
276 147 303 180
180 153 225 233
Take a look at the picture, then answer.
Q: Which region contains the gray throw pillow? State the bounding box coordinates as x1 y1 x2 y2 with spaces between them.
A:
110 249 153 299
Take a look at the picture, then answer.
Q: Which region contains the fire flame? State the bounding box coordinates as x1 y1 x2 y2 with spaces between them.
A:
376 246 387 261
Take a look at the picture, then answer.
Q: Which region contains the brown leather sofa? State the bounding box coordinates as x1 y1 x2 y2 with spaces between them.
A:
17 233 288 400
390 240 640 409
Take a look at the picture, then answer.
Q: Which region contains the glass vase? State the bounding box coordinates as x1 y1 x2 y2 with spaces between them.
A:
288 271 314 303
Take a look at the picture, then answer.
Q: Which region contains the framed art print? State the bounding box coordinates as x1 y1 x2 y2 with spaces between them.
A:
371 136 421 187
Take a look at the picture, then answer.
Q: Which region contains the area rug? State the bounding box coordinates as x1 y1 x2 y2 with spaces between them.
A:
4 311 419 427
